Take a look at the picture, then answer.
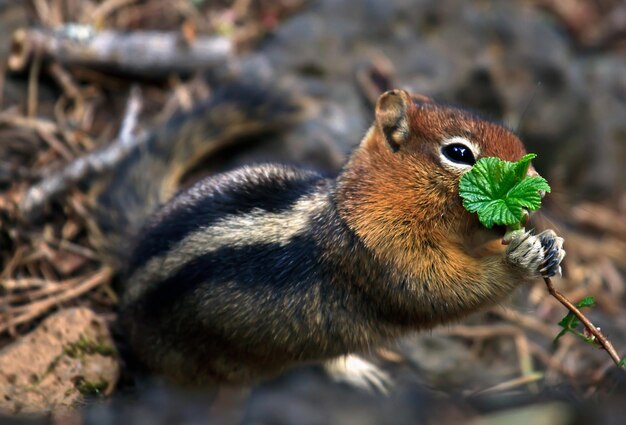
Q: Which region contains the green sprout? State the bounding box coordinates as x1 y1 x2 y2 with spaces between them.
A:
554 296 598 345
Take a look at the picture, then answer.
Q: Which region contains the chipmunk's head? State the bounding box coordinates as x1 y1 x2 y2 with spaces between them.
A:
337 89 532 274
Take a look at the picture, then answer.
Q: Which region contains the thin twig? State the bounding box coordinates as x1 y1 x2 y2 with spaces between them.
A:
440 323 521 339
1 277 51 292
0 62 6 109
27 52 42 118
470 372 544 396
0 113 59 134
36 127 75 161
20 86 145 217
0 267 113 335
48 62 82 101
517 334 541 392
5 278 78 305
545 277 625 369
90 0 139 24
32 0 54 27
491 305 557 340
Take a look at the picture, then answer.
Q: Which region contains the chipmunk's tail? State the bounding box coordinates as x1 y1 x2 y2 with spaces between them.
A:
88 74 304 267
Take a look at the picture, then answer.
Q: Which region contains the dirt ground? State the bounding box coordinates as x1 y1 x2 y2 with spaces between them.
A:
0 0 625 424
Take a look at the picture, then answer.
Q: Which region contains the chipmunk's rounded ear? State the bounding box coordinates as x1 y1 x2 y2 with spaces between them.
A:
375 89 414 151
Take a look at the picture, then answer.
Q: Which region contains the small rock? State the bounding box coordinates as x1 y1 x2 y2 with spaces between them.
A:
0 308 119 416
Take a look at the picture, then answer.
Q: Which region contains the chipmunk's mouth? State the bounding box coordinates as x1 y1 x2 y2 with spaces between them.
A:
493 224 507 238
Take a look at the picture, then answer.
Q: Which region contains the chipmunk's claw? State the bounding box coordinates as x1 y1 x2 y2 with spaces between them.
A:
506 229 565 278
538 230 565 278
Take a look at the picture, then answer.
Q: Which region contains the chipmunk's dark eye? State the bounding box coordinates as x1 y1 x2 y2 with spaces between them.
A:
442 144 476 165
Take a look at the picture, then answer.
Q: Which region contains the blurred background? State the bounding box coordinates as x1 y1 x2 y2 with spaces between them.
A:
0 0 625 424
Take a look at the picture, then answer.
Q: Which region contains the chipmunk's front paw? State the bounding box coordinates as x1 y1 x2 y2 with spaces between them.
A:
537 229 566 277
505 229 565 278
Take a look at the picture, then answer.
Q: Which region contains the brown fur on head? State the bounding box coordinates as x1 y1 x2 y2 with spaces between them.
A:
336 89 528 277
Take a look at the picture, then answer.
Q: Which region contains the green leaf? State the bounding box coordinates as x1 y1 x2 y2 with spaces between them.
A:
507 177 551 209
619 358 626 368
575 296 596 309
554 311 580 345
554 297 597 345
459 153 551 228
557 312 579 329
513 153 537 180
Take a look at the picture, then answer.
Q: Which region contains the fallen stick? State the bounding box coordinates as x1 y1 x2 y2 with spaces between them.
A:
544 277 625 369
9 25 233 79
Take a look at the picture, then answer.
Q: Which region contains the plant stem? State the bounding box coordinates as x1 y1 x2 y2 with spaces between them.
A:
544 277 625 369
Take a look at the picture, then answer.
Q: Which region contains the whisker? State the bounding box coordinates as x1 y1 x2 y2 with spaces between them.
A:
515 81 542 132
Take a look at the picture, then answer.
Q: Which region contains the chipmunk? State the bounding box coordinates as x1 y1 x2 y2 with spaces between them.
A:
110 85 564 391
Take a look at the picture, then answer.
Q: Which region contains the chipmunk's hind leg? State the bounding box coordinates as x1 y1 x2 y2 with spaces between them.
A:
323 354 392 395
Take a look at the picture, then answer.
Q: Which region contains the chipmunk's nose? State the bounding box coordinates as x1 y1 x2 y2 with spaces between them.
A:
526 165 546 198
